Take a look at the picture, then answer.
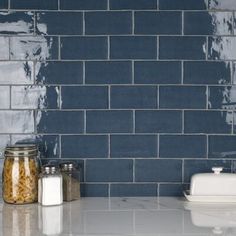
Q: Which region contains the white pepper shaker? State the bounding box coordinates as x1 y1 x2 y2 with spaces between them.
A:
38 165 63 206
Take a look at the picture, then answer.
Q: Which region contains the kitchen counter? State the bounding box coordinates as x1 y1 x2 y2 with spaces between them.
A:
1 197 236 235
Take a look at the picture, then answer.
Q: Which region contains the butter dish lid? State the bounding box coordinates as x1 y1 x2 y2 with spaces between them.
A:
190 167 236 196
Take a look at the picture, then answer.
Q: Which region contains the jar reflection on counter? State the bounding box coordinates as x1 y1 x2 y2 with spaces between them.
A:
59 162 81 202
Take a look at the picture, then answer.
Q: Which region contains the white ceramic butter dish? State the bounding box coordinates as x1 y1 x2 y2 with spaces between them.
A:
184 167 236 202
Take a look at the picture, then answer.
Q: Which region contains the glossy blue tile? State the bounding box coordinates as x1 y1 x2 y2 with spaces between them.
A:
10 0 58 9
135 11 181 35
0 37 9 59
86 111 133 133
135 110 182 133
36 61 82 85
110 184 158 197
0 0 8 9
159 36 206 60
85 12 132 35
208 37 236 60
110 36 157 59
81 184 109 197
159 0 207 10
0 12 34 35
110 0 157 9
184 12 233 35
11 86 59 109
86 159 133 182
134 61 181 84
184 111 232 134
135 159 182 182
0 111 34 133
37 111 84 134
85 61 132 84
61 135 108 158
60 0 107 10
110 135 158 158
208 86 236 109
0 86 10 109
209 135 236 158
208 0 236 10
159 184 185 196
159 135 207 158
184 61 231 84
184 160 231 182
110 86 157 109
36 12 82 35
61 86 108 109
10 36 58 60
61 37 107 60
159 86 206 109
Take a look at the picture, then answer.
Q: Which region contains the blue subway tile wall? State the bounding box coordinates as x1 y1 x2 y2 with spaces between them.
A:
1 0 236 197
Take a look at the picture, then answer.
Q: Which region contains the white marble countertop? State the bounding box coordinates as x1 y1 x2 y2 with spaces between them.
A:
1 197 236 235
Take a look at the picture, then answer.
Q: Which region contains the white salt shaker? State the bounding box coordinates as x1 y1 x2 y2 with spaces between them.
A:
38 165 63 206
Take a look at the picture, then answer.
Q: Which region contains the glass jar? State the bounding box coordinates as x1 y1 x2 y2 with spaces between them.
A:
2 145 39 204
38 165 63 206
60 162 80 201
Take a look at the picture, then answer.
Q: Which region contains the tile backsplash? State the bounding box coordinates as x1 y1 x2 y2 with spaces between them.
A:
0 0 236 197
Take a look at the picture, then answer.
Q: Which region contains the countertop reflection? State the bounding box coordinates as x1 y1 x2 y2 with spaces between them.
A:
1 197 236 236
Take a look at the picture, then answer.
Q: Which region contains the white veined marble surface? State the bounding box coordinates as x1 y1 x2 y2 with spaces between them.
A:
1 197 236 236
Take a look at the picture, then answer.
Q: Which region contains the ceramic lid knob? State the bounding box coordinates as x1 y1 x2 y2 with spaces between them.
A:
212 167 223 175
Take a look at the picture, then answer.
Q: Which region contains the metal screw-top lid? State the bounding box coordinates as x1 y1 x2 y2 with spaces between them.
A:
59 162 74 171
5 144 38 157
42 165 58 174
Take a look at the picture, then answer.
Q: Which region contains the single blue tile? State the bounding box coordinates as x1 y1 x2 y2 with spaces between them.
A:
184 111 232 134
61 37 107 60
61 86 108 109
36 12 82 35
134 61 181 84
159 0 207 10
0 0 8 9
159 36 206 60
184 160 231 182
209 135 236 158
11 85 59 109
184 12 233 35
208 86 236 109
208 37 236 60
81 184 109 197
110 184 158 197
110 36 157 59
135 159 182 182
11 0 58 9
0 86 10 109
36 61 83 85
60 0 107 10
209 0 236 10
159 184 185 196
184 61 231 84
160 86 206 109
110 0 157 9
85 12 132 35
0 12 34 35
135 110 182 133
135 11 181 35
111 86 157 109
110 135 158 158
159 135 207 158
86 111 133 133
85 61 132 84
37 111 84 134
61 135 108 158
10 36 58 60
86 159 133 182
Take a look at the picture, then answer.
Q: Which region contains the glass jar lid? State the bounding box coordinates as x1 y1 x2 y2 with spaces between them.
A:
5 144 38 157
